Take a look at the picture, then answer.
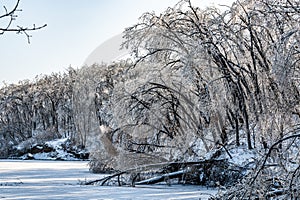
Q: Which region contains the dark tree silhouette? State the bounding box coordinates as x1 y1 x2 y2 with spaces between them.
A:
0 0 47 43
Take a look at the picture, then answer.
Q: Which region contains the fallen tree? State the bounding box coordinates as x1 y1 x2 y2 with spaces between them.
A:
84 158 245 187
134 169 189 186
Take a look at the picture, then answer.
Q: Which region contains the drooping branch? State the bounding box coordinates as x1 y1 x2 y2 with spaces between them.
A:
250 131 300 186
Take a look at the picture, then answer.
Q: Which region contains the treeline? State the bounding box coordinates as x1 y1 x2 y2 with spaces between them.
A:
0 70 75 157
0 64 120 158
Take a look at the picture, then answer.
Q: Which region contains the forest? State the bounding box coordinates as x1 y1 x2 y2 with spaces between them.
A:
0 0 299 198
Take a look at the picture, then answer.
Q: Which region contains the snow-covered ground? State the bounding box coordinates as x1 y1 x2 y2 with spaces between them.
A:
0 160 217 200
15 138 89 161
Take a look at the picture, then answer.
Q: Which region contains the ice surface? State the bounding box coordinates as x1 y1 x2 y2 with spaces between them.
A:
0 160 217 200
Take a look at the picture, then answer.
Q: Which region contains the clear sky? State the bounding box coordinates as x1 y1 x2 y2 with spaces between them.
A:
0 0 234 85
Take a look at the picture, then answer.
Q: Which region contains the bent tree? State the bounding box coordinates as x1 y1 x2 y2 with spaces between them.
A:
120 0 300 153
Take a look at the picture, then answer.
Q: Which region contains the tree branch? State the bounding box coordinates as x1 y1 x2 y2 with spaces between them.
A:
0 0 47 43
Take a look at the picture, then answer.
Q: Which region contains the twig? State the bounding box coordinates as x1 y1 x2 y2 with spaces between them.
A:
250 133 300 186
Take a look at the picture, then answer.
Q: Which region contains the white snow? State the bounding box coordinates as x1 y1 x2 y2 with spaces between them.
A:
0 160 217 200
226 146 257 167
17 138 85 161
45 138 69 148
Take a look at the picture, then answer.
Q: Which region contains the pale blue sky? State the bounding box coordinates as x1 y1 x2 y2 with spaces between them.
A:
0 0 233 85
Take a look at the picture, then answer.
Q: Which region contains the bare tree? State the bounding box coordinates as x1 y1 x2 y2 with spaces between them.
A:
0 0 47 43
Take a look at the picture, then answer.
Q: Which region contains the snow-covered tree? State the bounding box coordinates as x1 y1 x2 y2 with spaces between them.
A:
0 69 76 157
122 0 300 151
87 1 300 192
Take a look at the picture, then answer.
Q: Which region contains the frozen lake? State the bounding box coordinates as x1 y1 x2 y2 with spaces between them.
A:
0 160 216 199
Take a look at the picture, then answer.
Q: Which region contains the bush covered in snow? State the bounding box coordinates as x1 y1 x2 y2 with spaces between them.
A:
13 138 89 161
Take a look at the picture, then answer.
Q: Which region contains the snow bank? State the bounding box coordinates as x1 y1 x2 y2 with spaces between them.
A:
14 138 89 161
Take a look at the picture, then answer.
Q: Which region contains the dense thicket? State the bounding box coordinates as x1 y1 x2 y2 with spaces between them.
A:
0 69 74 157
89 0 300 167
1 0 299 198
120 0 300 152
